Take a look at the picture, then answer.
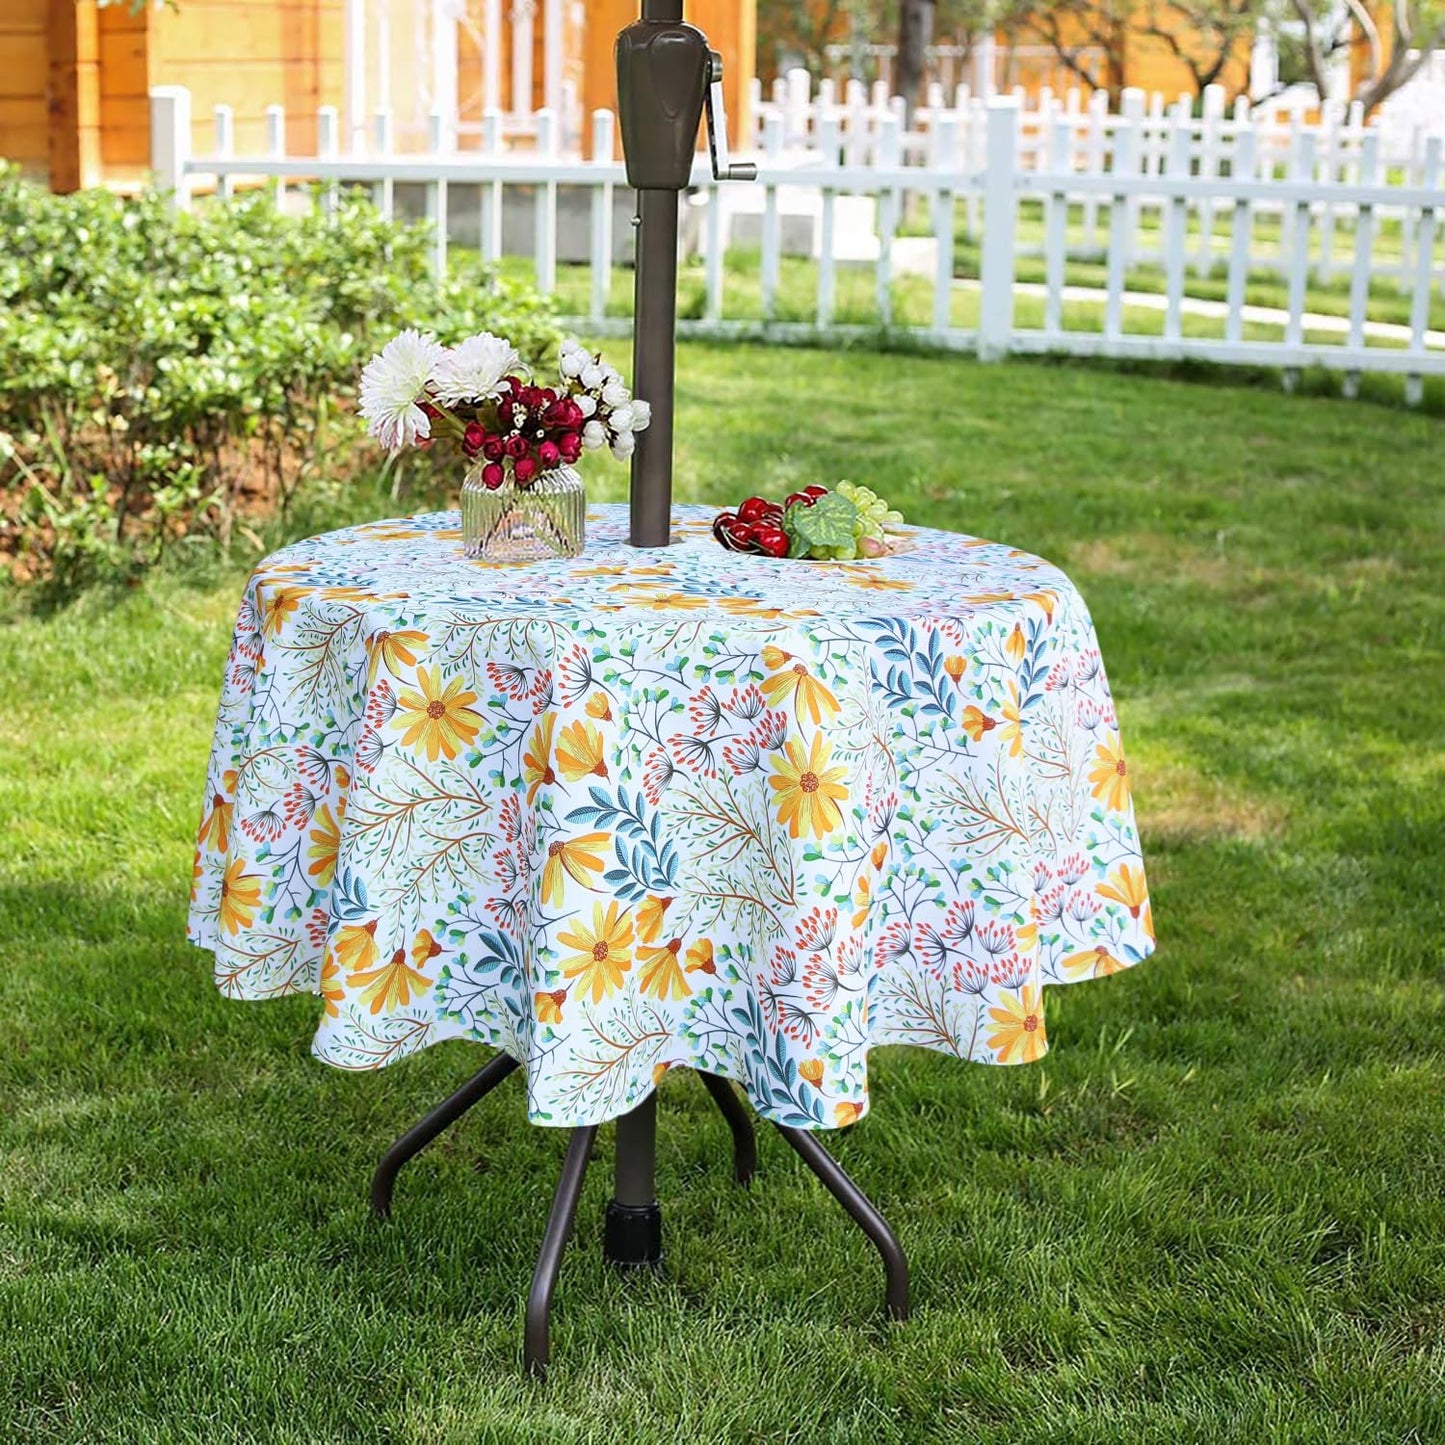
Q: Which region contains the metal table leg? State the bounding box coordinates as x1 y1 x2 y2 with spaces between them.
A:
695 1071 756 1186
774 1123 911 1322
370 1052 520 1218
525 1124 598 1379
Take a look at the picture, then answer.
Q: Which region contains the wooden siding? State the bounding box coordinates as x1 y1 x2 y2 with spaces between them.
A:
0 0 51 176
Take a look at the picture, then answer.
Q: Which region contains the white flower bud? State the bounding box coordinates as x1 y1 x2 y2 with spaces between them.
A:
559 350 585 378
582 419 607 450
609 405 635 435
580 363 605 390
602 380 630 409
575 393 598 418
611 431 636 461
629 399 651 431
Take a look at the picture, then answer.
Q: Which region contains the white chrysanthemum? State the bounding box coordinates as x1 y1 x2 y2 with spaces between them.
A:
602 379 630 409
430 331 519 405
581 419 607 450
609 404 635 435
359 329 444 452
630 399 652 431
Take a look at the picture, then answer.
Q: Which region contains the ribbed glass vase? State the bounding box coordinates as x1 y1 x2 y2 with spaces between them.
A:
460 463 586 562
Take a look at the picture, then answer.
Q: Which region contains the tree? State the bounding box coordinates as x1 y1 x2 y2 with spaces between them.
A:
1133 0 1265 94
1008 0 1132 101
1288 0 1445 114
896 0 937 117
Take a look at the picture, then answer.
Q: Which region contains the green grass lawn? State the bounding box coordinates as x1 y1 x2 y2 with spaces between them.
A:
2 345 1443 1442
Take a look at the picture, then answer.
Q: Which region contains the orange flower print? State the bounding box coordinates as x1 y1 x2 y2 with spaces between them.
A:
556 720 608 782
684 939 716 975
799 1059 824 1088
769 735 849 840
1087 735 1131 812
1097 863 1148 917
306 803 343 885
652 1061 673 1085
637 894 673 944
835 1101 863 1126
393 665 483 761
585 691 613 721
997 681 1024 759
333 918 379 974
760 645 792 670
319 947 345 1018
852 874 872 929
523 714 557 802
540 832 610 907
557 901 634 1003
1061 945 1127 979
1005 622 1027 662
638 937 692 1001
961 706 996 744
260 584 309 637
218 858 262 936
364 627 427 684
198 770 239 854
986 985 1048 1063
943 655 967 682
760 659 840 725
349 938 436 1015
535 989 566 1025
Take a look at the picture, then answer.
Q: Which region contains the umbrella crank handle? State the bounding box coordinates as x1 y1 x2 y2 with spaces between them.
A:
705 50 756 183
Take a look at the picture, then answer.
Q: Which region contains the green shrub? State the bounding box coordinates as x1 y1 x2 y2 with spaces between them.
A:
0 165 560 588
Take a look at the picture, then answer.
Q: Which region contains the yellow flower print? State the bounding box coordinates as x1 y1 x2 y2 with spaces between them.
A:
760 645 792 670
585 692 613 721
637 894 673 945
835 1101 863 1126
218 858 262 936
557 901 634 1003
535 989 567 1025
197 771 237 854
852 873 872 929
540 831 610 907
799 1059 824 1088
1024 590 1058 622
652 1061 673 1084
393 665 483 762
961 706 996 744
365 627 427 684
349 930 441 1015
1097 863 1148 918
834 567 913 592
333 918 379 974
1088 734 1131 812
638 937 692 1001
261 584 310 636
997 682 1024 758
306 802 343 885
986 985 1048 1063
1061 944 1127 979
684 939 716 975
523 714 557 802
1005 622 1027 662
943 655 967 682
556 720 608 782
769 735 849 840
760 659 841 725
623 589 710 612
319 947 345 1018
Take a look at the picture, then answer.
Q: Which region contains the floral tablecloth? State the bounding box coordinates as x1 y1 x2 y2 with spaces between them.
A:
189 504 1154 1128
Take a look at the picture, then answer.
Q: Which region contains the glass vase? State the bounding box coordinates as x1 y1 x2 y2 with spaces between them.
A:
460 463 586 562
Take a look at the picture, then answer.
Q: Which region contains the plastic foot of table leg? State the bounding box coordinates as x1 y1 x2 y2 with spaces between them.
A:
774 1122 910 1322
694 1071 757 1186
370 1052 520 1219
603 1199 663 1268
525 1124 598 1380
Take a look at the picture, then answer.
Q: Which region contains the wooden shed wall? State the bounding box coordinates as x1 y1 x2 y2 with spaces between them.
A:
0 0 51 177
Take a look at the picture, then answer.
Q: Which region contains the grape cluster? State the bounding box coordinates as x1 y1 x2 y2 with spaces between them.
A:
833 481 905 560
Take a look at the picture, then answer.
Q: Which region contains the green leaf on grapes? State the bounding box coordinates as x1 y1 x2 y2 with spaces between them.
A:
783 492 858 550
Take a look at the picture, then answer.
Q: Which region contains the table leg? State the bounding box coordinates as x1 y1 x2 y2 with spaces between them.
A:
603 1091 663 1268
525 1124 598 1380
773 1123 911 1322
370 1052 521 1218
694 1071 756 1186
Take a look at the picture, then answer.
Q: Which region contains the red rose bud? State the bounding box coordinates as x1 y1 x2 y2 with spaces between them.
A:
501 374 523 394
514 455 538 484
538 440 561 468
482 433 505 462
519 386 544 412
504 434 529 459
462 422 486 455
481 461 505 489
539 387 557 406
559 430 582 463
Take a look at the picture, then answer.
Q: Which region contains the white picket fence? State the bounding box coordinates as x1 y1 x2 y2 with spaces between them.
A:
150 84 1445 404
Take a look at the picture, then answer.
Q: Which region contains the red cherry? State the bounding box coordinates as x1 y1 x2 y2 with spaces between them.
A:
712 511 737 544
736 497 773 525
784 491 815 510
804 484 829 498
752 524 789 558
721 517 759 552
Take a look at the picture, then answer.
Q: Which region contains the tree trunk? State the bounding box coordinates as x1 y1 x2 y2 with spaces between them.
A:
897 0 935 121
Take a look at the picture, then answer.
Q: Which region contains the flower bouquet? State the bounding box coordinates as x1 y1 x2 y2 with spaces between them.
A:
359 331 649 561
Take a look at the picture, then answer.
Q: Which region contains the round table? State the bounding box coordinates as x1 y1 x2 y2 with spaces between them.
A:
190 502 1154 1124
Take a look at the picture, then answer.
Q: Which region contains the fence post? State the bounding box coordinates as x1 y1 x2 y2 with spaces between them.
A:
978 97 1019 362
149 86 192 211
